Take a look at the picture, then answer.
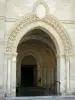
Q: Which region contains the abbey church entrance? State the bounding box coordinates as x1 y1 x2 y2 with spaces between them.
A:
21 56 37 87
16 29 58 96
21 65 35 87
5 9 71 96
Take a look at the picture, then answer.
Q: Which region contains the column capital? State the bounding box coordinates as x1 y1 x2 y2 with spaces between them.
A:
56 54 71 61
56 54 65 58
4 52 18 58
69 53 75 57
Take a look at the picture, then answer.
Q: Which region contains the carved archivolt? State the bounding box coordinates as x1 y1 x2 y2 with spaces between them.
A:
6 13 72 54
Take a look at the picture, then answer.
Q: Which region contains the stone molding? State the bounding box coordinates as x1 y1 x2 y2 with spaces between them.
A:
0 16 5 20
60 20 75 24
0 15 75 24
5 0 72 56
43 14 72 54
5 12 72 55
4 52 17 57
17 49 43 68
17 48 43 86
33 0 49 17
17 44 44 66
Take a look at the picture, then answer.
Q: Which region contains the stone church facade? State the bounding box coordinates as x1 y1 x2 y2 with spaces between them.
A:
0 0 75 97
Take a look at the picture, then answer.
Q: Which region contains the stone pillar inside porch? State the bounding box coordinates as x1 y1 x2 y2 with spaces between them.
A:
57 55 66 95
69 54 75 95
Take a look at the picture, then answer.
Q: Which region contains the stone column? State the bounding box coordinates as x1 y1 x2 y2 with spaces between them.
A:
69 54 75 95
3 54 8 95
7 57 12 96
0 53 4 93
37 65 41 86
0 0 6 93
4 53 17 97
10 53 17 96
42 67 46 87
66 55 70 94
57 55 66 95
4 53 12 96
16 55 21 87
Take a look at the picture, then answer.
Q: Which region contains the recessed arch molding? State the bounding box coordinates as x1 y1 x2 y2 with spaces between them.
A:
5 13 72 55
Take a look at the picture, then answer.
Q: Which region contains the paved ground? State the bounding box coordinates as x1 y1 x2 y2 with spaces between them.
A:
5 96 75 100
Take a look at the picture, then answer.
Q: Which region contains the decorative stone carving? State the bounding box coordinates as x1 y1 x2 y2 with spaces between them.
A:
5 0 72 55
5 13 72 55
33 0 49 19
43 14 72 54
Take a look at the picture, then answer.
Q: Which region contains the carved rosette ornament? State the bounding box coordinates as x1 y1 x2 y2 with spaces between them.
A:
6 0 72 55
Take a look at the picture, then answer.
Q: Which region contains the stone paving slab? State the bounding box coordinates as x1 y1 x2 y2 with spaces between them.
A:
0 92 5 100
5 96 75 100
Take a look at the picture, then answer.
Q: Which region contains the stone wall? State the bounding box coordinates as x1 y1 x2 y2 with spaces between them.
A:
0 0 75 96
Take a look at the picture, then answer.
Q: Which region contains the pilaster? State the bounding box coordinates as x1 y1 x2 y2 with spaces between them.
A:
68 53 75 95
56 54 66 95
0 53 4 93
4 52 17 96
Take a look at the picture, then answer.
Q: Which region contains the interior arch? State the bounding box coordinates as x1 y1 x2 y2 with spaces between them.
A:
16 28 57 96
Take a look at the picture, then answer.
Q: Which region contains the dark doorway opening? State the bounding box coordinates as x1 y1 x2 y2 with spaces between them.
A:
21 65 36 87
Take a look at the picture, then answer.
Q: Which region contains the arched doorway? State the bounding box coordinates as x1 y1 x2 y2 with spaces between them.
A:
21 56 37 87
16 29 57 96
5 12 72 96
16 55 37 96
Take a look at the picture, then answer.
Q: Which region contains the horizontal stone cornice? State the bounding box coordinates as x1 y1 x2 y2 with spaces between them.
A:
0 16 75 24
0 16 5 20
60 20 75 24
0 16 18 22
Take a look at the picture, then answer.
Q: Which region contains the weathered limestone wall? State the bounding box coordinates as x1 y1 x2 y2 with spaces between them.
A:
0 0 6 92
6 0 75 20
62 22 75 94
0 0 75 95
5 0 75 95
5 0 75 32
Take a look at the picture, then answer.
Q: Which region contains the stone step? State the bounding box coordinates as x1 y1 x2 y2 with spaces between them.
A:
5 96 75 100
16 87 52 96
